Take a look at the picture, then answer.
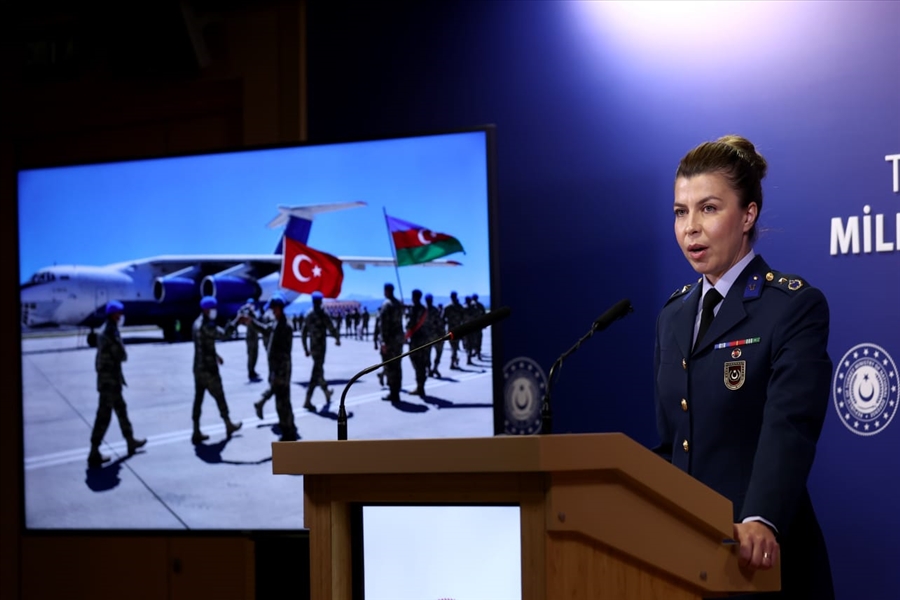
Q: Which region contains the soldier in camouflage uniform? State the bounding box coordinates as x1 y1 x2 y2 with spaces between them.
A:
240 298 262 382
374 282 404 402
251 303 276 420
361 307 370 339
470 292 487 361
463 295 479 365
405 289 431 396
425 293 444 378
191 296 242 444
88 300 147 468
301 291 341 412
248 293 298 441
442 291 466 370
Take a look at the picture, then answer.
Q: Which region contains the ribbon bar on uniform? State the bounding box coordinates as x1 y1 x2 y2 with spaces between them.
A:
715 337 761 350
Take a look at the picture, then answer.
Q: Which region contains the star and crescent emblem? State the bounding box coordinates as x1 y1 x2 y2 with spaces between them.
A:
292 254 323 282
417 228 437 245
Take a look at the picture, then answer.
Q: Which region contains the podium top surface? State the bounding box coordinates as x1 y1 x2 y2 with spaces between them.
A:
272 433 733 540
274 432 656 476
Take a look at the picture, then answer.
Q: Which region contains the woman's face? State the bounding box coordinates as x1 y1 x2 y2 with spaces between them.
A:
673 172 757 285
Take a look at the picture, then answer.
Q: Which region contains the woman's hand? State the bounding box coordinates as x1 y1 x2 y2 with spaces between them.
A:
733 521 779 570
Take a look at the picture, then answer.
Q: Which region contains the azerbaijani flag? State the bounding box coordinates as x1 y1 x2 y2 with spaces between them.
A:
386 214 465 266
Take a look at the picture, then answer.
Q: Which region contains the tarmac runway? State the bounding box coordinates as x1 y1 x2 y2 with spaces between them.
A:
19 326 495 531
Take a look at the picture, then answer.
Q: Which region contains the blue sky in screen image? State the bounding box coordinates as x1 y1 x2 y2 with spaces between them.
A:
18 131 491 300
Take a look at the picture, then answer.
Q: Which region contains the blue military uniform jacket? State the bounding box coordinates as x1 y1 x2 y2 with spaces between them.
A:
654 254 834 598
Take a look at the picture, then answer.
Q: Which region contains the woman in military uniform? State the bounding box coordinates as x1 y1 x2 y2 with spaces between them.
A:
654 135 834 599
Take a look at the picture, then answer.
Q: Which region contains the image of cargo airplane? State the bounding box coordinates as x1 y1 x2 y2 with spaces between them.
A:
20 202 459 346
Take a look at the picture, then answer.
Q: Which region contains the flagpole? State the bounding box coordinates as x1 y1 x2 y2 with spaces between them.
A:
382 207 405 304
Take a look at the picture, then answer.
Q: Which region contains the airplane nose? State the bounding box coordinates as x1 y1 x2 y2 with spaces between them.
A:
20 300 56 327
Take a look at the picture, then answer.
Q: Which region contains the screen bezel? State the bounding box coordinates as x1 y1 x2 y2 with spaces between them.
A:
15 124 504 536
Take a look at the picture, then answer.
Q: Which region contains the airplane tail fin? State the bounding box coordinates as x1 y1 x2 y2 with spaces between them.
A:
269 201 366 254
274 216 311 254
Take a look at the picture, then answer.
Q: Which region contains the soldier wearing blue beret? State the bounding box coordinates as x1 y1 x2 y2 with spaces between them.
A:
247 292 299 440
442 291 465 370
654 135 833 599
191 296 242 444
300 290 341 412
240 297 262 382
374 283 404 402
424 293 444 378
88 300 146 467
405 289 429 396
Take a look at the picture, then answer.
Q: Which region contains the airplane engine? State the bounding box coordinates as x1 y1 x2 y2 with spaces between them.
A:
201 275 261 305
153 276 198 303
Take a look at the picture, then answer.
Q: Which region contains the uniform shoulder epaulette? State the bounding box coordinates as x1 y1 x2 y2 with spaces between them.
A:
666 280 697 304
763 270 808 293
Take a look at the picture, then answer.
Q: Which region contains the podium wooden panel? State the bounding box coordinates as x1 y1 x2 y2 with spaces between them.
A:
272 433 779 600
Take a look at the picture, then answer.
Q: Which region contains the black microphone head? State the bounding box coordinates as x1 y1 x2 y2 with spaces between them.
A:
450 305 511 339
592 298 633 332
490 305 512 322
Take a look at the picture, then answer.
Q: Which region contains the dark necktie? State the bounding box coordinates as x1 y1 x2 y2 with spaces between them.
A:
694 288 723 352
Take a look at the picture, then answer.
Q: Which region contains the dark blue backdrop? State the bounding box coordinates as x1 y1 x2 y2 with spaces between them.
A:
306 2 900 598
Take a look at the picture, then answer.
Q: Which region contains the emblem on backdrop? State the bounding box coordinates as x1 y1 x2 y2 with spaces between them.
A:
502 357 546 435
833 343 898 436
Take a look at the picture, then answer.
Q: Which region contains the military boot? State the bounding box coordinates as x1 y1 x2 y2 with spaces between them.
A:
192 424 209 445
303 388 316 412
127 437 147 456
225 418 242 438
87 446 110 468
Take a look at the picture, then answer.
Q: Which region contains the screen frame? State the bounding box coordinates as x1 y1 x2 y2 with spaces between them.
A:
15 123 504 536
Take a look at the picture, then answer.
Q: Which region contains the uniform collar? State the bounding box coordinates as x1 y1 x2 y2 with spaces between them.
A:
701 249 757 308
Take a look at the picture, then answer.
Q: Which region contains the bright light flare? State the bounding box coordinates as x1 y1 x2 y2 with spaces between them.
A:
569 0 805 69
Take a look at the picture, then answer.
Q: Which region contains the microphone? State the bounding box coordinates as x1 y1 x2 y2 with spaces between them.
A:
337 306 512 440
540 299 633 435
591 298 634 333
449 305 512 340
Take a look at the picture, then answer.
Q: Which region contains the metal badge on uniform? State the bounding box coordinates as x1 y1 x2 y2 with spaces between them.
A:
724 361 746 390
743 274 762 299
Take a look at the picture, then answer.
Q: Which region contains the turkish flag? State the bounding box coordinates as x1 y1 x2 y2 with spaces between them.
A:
279 236 344 297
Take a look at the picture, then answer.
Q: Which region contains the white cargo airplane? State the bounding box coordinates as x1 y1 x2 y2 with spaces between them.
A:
20 202 459 346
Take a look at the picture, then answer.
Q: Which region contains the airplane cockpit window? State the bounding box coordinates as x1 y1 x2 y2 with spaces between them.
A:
31 272 56 283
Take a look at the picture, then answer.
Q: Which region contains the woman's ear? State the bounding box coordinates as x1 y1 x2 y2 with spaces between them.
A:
744 202 759 233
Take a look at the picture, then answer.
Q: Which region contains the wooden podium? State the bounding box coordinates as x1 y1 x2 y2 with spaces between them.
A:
272 433 779 600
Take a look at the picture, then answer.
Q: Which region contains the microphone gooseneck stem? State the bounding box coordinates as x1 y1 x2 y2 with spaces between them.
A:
337 332 452 440
539 300 632 436
539 322 602 435
337 361 383 441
